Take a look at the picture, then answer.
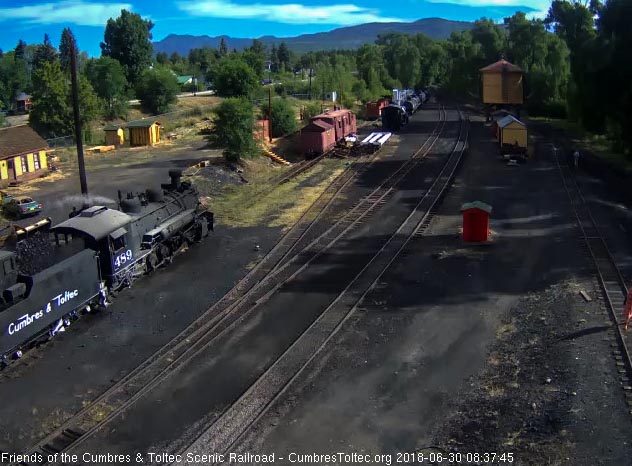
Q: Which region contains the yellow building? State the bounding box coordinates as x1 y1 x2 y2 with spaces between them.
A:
127 120 161 147
104 124 125 146
480 59 524 105
0 125 49 187
497 115 527 149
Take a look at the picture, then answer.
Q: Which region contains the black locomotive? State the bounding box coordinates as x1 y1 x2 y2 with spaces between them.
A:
0 170 213 365
381 104 409 131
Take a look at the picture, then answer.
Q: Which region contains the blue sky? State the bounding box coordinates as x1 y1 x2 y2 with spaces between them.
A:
0 0 551 56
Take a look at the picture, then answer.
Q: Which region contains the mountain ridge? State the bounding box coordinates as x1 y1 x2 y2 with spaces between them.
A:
153 18 473 55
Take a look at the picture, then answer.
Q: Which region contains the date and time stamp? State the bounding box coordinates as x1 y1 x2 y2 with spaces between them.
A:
3 451 515 465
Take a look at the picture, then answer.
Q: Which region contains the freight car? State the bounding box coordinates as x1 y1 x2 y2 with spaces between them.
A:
365 98 391 119
381 104 409 131
300 108 357 157
0 170 213 366
402 95 420 115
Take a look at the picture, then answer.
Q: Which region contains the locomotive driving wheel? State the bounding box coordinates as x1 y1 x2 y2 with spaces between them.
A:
146 251 159 272
158 244 173 266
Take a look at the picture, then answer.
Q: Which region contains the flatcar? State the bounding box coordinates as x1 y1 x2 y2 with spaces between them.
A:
0 170 213 366
300 108 357 157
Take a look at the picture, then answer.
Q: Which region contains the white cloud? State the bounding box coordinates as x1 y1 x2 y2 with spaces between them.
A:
0 1 132 26
177 1 404 25
424 0 550 18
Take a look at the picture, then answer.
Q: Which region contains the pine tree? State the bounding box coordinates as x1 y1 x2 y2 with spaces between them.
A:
59 28 75 73
33 34 58 69
218 38 228 57
14 40 26 61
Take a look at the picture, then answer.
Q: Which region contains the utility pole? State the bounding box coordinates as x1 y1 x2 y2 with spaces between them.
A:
309 68 312 100
70 37 88 208
268 86 272 143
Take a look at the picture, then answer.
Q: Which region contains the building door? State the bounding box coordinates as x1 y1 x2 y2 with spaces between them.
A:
7 160 15 181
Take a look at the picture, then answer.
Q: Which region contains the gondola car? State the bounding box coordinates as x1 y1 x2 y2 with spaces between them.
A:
0 170 213 366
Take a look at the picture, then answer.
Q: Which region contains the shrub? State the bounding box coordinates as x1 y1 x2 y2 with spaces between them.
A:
302 102 322 121
262 98 299 138
136 67 179 114
213 97 258 162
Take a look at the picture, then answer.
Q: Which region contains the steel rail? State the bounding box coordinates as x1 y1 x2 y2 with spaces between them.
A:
176 109 469 464
50 106 449 459
16 108 447 465
552 146 632 375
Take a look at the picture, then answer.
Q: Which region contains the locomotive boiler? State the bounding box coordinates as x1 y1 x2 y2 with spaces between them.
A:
0 170 213 365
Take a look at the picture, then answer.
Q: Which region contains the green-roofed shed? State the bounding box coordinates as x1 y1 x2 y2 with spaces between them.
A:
104 124 125 146
176 75 193 85
127 120 161 146
461 201 492 214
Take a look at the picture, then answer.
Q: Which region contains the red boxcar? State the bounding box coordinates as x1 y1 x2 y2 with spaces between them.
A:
314 109 357 142
300 108 357 156
365 98 390 119
301 119 336 156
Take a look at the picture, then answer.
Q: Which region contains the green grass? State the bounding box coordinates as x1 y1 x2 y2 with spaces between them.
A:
196 157 345 229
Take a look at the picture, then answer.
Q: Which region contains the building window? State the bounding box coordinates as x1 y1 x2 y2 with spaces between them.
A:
34 154 40 170
20 156 27 173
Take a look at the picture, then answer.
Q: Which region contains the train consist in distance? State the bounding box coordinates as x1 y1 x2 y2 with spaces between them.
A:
381 89 428 132
0 170 213 365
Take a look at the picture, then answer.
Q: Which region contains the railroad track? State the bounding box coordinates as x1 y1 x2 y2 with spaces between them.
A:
269 115 392 186
176 109 469 464
270 153 326 185
14 107 449 465
552 144 632 383
270 137 378 186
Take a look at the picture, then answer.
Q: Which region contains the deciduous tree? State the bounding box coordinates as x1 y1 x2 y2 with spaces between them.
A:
85 57 129 118
136 66 179 114
263 98 298 137
101 9 154 86
212 97 258 162
211 57 259 97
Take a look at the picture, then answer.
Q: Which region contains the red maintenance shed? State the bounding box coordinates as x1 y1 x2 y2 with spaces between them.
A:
461 201 492 242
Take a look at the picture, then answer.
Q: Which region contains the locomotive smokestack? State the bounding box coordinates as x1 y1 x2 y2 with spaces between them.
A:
168 169 182 190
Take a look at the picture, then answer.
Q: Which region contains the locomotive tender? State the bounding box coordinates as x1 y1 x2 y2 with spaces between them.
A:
0 170 213 364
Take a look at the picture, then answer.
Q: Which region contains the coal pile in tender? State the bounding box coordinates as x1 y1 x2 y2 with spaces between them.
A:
16 232 56 275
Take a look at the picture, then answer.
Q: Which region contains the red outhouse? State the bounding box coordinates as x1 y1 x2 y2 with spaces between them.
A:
461 201 492 242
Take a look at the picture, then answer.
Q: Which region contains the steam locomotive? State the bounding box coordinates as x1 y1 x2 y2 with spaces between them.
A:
0 170 213 366
381 89 427 132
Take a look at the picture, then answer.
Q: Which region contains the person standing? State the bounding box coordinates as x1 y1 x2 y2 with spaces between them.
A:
573 149 580 169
